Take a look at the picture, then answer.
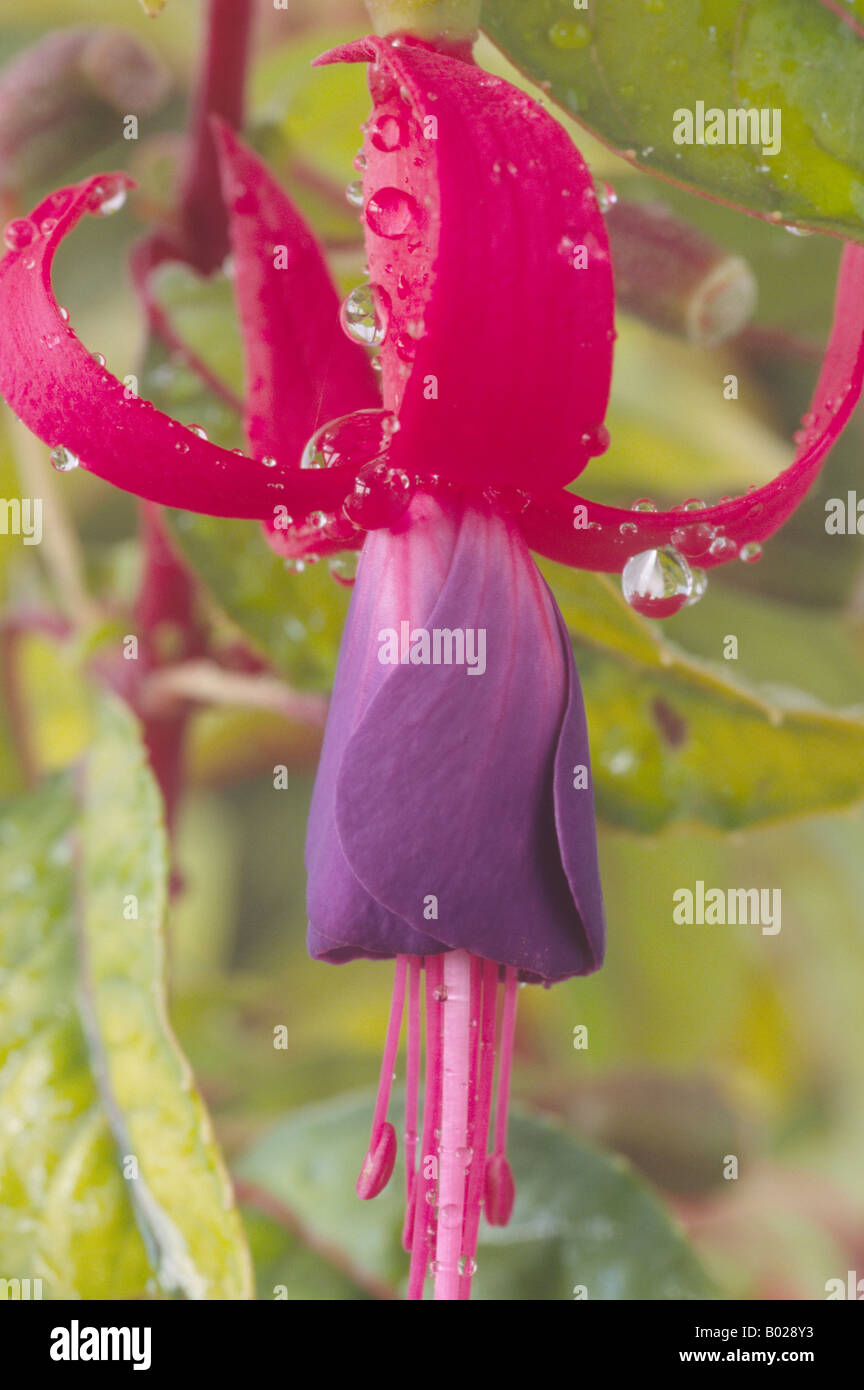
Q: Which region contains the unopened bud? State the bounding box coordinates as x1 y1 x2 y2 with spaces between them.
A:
605 200 757 347
484 1151 515 1226
356 1121 397 1199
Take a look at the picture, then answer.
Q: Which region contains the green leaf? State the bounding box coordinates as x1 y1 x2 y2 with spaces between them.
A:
544 564 864 831
77 693 252 1298
0 778 150 1298
236 1089 715 1300
481 0 864 239
0 694 252 1298
167 510 349 692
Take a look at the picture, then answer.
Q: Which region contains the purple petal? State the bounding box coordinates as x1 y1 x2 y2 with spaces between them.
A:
306 495 604 982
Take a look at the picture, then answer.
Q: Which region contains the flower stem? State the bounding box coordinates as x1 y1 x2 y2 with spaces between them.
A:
177 0 255 272
433 948 473 1300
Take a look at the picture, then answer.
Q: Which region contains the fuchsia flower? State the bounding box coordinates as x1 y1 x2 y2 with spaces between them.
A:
2 30 864 1300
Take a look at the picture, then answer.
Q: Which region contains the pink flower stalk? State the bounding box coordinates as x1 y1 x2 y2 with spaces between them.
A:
2 25 864 1300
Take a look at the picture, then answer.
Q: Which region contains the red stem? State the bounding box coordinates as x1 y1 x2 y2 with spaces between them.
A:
176 0 255 273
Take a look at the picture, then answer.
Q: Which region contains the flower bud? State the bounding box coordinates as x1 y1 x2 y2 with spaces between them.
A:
605 199 757 347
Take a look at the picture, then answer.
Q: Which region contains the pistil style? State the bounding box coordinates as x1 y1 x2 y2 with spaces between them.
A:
360 951 520 1299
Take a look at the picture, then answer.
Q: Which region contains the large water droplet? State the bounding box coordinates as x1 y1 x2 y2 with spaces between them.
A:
687 568 708 605
597 182 618 213
622 547 692 617
343 462 412 530
739 541 762 563
365 187 416 239
329 552 359 588
340 283 389 347
708 535 738 559
301 408 398 471
3 218 35 252
88 175 128 216
670 521 715 559
50 445 79 472
370 113 408 152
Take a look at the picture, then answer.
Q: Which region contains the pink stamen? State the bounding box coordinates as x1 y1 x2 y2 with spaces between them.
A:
484 965 518 1227
356 954 407 1201
494 966 518 1157
433 949 474 1300
405 955 422 1198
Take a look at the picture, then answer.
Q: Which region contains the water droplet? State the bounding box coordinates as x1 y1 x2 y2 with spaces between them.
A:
709 535 738 559
188 423 208 439
670 521 715 559
88 176 128 216
260 455 278 468
50 445 79 472
459 1256 478 1276
619 521 638 535
439 1203 461 1228
301 408 398 471
3 218 35 251
622 547 692 618
581 423 610 456
329 552 359 587
432 985 448 1002
597 182 618 213
284 557 306 575
632 497 657 512
58 305 70 323
682 497 705 511
456 1147 473 1168
308 510 328 530
784 224 813 237
739 541 762 563
548 19 592 50
91 352 106 366
40 217 58 235
340 283 389 347
686 568 708 605
345 179 365 209
365 187 417 239
354 151 367 172
371 113 408 152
